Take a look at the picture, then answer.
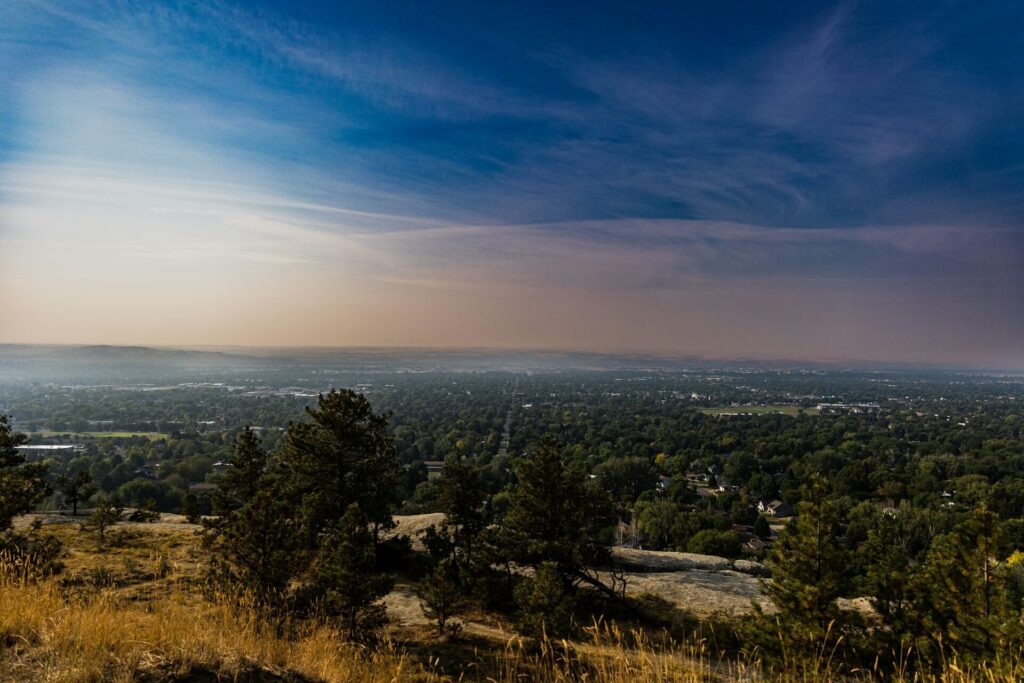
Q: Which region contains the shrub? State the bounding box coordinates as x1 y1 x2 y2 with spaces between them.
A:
686 529 741 558
515 562 577 638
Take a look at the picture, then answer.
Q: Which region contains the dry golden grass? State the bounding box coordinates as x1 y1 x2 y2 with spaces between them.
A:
1 524 419 682
2 522 1023 682
5 574 1023 683
0 574 421 682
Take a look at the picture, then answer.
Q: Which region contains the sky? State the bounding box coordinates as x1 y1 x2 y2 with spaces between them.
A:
1 1 1022 367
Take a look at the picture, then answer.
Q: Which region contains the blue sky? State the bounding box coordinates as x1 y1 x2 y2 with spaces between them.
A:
1 1 1022 366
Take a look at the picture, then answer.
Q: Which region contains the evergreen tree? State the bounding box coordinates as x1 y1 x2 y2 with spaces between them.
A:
302 504 393 641
0 415 49 531
919 507 1012 660
0 418 63 574
503 438 618 596
207 393 401 625
758 477 855 658
58 470 96 516
89 496 123 548
436 457 487 566
277 390 401 546
212 427 267 516
515 562 578 638
859 505 924 658
417 558 466 636
181 492 201 524
213 483 298 607
753 514 772 540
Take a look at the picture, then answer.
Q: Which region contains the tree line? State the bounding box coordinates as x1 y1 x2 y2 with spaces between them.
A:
4 385 1024 675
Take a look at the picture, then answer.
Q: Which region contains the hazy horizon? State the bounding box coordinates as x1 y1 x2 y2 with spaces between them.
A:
3 341 1022 373
2 2 1023 368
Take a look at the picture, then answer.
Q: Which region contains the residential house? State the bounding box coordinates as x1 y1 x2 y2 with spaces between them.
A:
758 499 795 517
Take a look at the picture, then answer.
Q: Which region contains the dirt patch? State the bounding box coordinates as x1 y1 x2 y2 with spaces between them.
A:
14 511 201 533
389 513 445 551
385 582 431 627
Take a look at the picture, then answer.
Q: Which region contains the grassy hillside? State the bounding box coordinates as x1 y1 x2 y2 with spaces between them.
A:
1 518 1022 682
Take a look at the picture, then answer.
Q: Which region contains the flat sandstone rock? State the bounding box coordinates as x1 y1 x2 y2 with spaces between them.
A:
611 547 769 576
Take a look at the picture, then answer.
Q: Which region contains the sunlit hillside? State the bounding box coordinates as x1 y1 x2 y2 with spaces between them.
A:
2 515 1023 683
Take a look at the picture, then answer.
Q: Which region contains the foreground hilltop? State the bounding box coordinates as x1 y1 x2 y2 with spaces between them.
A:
5 511 753 681
0 512 1016 683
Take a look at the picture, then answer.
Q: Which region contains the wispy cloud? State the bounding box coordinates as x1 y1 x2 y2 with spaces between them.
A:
1 0 1022 364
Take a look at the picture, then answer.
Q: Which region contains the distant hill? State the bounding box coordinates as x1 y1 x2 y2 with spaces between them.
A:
0 344 263 366
0 344 271 383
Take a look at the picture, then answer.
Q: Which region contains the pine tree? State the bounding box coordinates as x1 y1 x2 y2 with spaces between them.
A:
207 394 401 624
503 438 618 596
753 514 772 540
919 507 1010 660
213 482 299 607
181 492 201 524
860 505 924 659
0 415 49 531
0 416 63 574
758 477 855 658
89 496 123 548
515 561 578 638
212 427 267 516
58 470 96 516
417 558 467 636
277 390 401 547
436 457 487 566
302 504 393 641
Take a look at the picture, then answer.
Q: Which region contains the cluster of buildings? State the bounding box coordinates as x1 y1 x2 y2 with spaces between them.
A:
815 402 882 414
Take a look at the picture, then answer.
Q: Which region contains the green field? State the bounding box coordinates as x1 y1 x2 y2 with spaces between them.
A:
699 405 818 416
32 431 169 440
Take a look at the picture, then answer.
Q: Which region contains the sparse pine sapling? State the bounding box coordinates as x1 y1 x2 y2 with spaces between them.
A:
418 558 467 637
89 496 123 548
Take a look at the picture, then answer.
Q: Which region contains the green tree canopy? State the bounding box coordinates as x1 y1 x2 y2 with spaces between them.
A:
758 477 856 659
503 438 618 596
0 415 49 531
277 390 401 545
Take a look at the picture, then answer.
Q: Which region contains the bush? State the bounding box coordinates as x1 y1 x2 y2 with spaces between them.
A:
181 492 201 524
0 528 64 579
515 562 577 638
686 529 741 557
88 497 124 548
